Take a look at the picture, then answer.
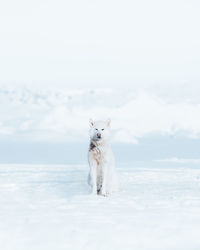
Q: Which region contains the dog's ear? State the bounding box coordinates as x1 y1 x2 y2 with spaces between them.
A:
89 119 94 127
106 118 111 127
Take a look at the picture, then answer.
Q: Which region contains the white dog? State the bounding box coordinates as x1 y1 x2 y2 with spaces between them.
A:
88 119 118 196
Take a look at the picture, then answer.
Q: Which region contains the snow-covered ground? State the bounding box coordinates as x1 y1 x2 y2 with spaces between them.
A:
1 164 200 250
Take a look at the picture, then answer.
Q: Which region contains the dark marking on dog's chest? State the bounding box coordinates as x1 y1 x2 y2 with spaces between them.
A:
89 141 104 166
89 142 96 151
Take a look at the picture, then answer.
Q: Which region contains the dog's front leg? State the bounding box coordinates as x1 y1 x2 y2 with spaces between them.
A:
90 163 97 195
101 164 108 196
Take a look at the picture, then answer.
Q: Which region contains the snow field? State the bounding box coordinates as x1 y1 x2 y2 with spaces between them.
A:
0 164 200 250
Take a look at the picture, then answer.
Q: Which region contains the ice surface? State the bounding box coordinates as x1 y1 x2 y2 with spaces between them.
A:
0 164 200 250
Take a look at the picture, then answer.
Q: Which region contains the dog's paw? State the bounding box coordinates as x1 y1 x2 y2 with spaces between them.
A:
102 194 108 197
101 191 109 197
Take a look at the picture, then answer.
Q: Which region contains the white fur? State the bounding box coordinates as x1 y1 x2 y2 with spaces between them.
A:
88 119 118 196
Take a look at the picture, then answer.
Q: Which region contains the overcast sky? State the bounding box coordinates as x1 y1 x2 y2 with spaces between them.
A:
0 0 199 88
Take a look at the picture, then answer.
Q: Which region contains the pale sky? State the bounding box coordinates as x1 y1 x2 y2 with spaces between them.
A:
0 0 200 88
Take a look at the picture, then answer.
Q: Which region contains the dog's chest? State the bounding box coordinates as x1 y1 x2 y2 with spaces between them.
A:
89 143 107 166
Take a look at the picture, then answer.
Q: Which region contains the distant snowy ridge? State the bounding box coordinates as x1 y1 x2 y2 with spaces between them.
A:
0 86 200 143
155 157 200 164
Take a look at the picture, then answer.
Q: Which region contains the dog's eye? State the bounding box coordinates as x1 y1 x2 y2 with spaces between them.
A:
102 129 104 131
95 128 98 131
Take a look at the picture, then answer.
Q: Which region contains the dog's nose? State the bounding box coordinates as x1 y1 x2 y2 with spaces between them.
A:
97 133 101 138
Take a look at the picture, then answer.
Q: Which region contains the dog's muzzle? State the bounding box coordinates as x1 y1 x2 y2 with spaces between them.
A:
97 133 101 139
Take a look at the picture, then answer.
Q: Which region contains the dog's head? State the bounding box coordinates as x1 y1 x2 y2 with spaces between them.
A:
89 119 111 142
